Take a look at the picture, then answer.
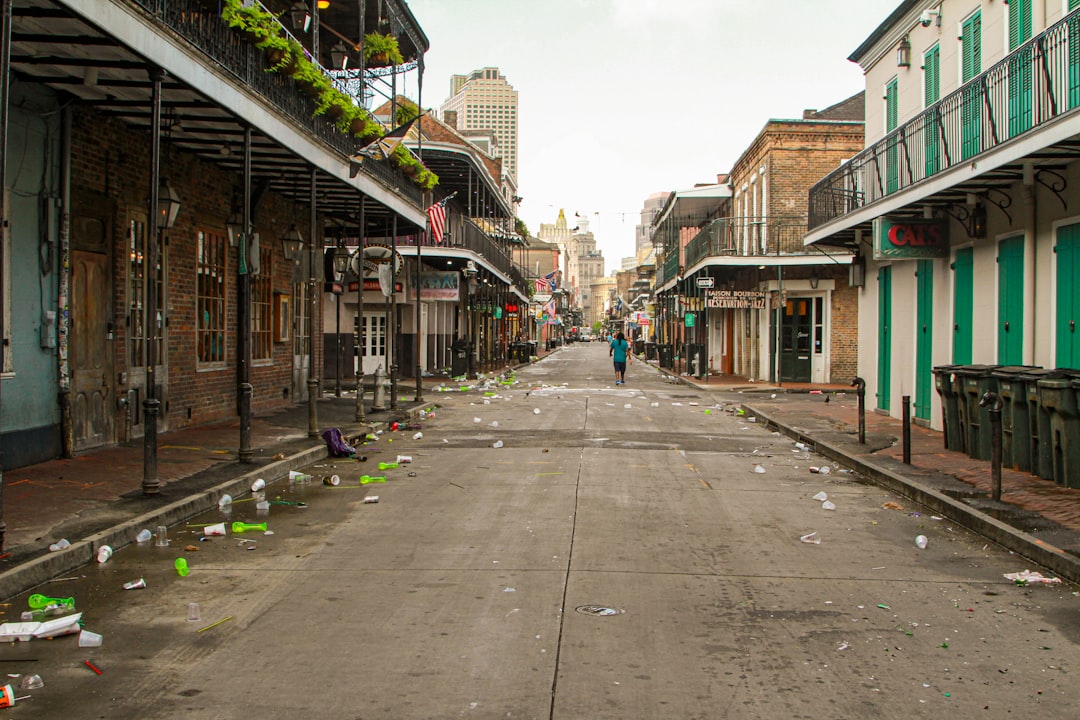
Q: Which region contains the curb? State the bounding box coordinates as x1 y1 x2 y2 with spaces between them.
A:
743 402 1080 586
0 405 432 602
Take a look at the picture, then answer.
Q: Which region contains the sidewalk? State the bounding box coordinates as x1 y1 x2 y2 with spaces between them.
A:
656 363 1080 583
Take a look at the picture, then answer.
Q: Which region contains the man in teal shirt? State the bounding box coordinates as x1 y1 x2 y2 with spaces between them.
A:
609 331 630 385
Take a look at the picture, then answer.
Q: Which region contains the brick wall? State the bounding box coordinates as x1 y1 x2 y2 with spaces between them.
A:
70 108 322 435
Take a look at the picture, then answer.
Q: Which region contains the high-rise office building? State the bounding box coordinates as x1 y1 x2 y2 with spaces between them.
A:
439 67 519 180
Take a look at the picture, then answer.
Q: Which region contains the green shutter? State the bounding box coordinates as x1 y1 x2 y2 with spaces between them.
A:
886 78 899 193
924 45 940 177
916 260 934 421
961 12 982 160
1008 0 1033 137
997 236 1025 365
953 248 973 364
878 265 892 412
1056 224 1080 368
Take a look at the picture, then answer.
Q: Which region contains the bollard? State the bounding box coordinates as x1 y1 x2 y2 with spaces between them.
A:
902 395 911 464
851 377 866 444
372 365 387 411
980 391 1004 501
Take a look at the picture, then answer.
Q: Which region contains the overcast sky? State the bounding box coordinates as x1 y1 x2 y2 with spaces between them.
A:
405 0 899 273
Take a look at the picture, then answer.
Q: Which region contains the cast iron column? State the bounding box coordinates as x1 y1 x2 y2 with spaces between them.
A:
142 67 164 495
355 197 366 423
238 125 253 463
308 166 319 436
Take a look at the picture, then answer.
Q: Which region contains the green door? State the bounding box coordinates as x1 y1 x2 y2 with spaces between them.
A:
916 260 934 421
961 11 982 160
779 298 812 382
1008 0 1033 137
998 236 1025 364
885 78 899 194
878 265 892 412
924 44 941 177
953 247 973 364
1056 223 1080 367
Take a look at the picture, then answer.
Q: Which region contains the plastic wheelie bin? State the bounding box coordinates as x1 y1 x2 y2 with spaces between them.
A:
933 365 965 452
1023 369 1064 480
992 366 1041 472
1038 374 1080 487
956 365 1000 460
658 344 674 369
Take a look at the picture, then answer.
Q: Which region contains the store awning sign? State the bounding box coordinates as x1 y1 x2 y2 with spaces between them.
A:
873 216 949 259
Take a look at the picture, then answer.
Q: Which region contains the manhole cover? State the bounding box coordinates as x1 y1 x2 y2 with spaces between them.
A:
575 605 624 617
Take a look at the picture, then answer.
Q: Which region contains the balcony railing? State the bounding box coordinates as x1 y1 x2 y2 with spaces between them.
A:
127 0 421 205
683 216 808 267
809 9 1080 230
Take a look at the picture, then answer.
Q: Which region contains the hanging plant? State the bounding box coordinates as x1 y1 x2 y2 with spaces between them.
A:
222 0 280 45
260 35 304 75
394 98 420 127
291 57 333 98
315 88 354 121
363 32 404 68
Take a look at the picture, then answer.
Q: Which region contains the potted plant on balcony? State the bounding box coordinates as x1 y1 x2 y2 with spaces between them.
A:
291 57 332 98
363 32 404 68
260 35 304 75
315 88 353 121
222 0 280 46
394 98 420 127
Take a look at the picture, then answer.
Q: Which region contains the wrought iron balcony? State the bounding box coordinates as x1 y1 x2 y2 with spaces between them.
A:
127 0 421 205
809 10 1080 230
683 216 809 268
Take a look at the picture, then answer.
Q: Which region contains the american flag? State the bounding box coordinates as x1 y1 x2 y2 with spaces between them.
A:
534 270 556 294
427 197 449 244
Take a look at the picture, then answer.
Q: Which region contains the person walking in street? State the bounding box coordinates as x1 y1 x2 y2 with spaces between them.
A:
609 331 630 385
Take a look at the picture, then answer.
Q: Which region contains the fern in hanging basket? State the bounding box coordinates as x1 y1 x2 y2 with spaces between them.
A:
292 58 333 98
222 0 281 46
363 32 404 68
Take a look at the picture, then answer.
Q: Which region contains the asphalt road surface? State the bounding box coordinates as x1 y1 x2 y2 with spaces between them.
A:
14 343 1080 719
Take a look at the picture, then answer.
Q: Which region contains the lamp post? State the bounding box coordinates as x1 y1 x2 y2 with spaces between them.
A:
332 243 350 396
354 199 366 424
464 261 478 378
308 167 319 437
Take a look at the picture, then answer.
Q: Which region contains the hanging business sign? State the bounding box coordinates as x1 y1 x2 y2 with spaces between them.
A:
872 216 950 259
413 271 460 301
705 290 768 309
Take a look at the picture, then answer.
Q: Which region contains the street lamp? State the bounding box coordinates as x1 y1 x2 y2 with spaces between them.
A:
332 244 350 396
464 260 478 378
281 225 304 261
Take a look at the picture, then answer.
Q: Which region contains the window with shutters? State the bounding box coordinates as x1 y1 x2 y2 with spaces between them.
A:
924 44 941 177
961 11 982 160
885 77 899 194
252 244 273 361
1008 0 1033 136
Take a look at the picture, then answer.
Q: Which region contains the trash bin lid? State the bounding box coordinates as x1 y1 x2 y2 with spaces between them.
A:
954 364 999 377
992 365 1041 380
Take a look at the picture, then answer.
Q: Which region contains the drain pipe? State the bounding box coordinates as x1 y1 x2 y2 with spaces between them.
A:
58 105 73 457
1022 163 1036 366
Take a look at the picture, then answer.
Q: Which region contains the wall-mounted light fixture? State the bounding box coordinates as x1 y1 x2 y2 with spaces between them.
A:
159 180 182 229
281 225 304 261
289 2 311 32
968 203 987 239
809 271 820 290
330 42 350 70
897 36 912 68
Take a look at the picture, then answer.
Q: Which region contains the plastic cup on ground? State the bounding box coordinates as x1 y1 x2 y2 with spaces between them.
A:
136 528 152 543
155 525 169 547
0 684 15 708
96 545 113 564
78 630 102 647
322 474 340 486
187 603 201 622
251 478 266 492
48 539 70 552
202 523 226 537
915 535 928 549
123 578 147 590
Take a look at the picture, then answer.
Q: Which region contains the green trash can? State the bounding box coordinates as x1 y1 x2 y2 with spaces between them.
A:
956 365 1000 461
658 344 674 369
1024 369 1063 480
992 366 1041 472
933 365 965 452
1037 375 1080 488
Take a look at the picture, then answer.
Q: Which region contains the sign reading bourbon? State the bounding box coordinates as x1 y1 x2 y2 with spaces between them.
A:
872 216 949 259
705 290 768 309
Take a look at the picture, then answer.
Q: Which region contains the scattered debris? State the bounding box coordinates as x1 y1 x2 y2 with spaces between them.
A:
1004 570 1061 586
915 535 928 550
882 501 904 511
799 532 821 545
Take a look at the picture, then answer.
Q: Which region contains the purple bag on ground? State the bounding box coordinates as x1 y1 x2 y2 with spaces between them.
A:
322 427 356 457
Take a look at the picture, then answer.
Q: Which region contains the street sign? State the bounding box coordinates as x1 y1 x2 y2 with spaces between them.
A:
696 277 714 288
705 290 768 309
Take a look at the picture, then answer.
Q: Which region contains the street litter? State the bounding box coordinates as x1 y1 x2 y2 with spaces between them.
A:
289 470 313 484
218 494 232 507
915 535 928 549
490 421 500 428
533 408 541 414
0 613 83 642
231 521 267 534
251 478 266 492
78 630 102 647
753 465 766 474
135 529 152 543
28 595 73 610
799 532 821 545
196 616 233 634
363 496 379 504
322 427 356 457
882 501 904 511
96 545 113 564
413 432 423 440
1004 570 1061 586
837 642 850 651
203 523 227 536
624 403 632 409
48 539 70 552
123 578 146 590
396 455 412 464
175 558 189 576
474 417 482 423
83 661 103 675
812 491 828 502
493 440 504 449
821 500 836 511
360 475 386 484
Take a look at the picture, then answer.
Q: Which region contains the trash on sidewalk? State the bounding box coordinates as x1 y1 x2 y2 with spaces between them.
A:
135 529 152 543
812 491 828 502
360 475 387 484
231 522 267 534
289 470 313 484
809 466 832 474
17 674 43 691
821 500 837 511
322 427 357 457
322 474 341 486
1004 570 1061 586
123 578 146 590
28 594 74 610
0 612 83 642
413 432 423 440
78 629 103 647
915 535 928 549
882 501 904 511
363 495 379 504
218 494 232 507
203 523 227 536
48 539 70 552
95 545 113 564
799 532 821 545
84 660 103 675
752 464 766 474
493 440 504 449
395 455 412 464
251 478 266 492
175 558 190 576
